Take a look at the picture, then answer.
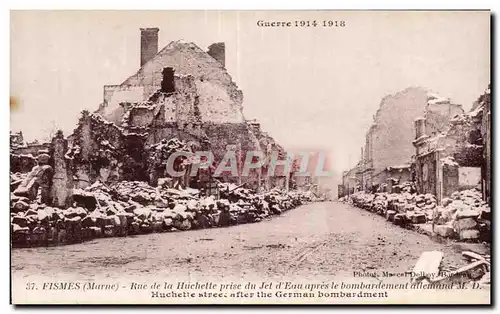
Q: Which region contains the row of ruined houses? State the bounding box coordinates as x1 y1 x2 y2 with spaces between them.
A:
10 27 301 209
339 85 491 206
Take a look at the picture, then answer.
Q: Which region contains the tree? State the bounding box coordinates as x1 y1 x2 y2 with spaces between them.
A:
41 120 59 143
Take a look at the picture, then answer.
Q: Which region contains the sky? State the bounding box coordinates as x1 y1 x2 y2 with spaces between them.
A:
10 10 490 175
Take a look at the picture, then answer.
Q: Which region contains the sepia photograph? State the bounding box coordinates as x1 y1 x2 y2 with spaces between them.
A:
9 10 491 304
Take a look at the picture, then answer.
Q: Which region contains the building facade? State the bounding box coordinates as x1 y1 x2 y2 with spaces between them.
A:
412 92 486 204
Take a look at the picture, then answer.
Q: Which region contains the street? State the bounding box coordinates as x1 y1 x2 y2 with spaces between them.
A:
11 202 489 283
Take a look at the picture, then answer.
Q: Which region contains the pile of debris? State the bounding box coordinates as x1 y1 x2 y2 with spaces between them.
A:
339 188 490 242
10 179 315 248
10 172 28 192
411 250 490 290
11 153 37 173
433 189 490 242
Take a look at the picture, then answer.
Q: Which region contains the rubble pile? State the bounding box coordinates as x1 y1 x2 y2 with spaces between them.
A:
145 138 199 185
11 153 37 173
340 190 438 224
11 179 315 248
10 172 28 192
395 181 417 194
433 189 491 242
411 250 490 291
339 188 489 242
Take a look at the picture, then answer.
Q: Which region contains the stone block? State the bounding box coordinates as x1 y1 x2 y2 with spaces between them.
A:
103 225 115 237
163 218 173 229
453 218 478 232
480 209 491 221
434 225 455 238
386 210 396 221
82 227 92 239
411 213 427 224
140 223 153 233
12 200 30 213
89 226 102 238
152 221 164 232
456 209 480 219
393 213 407 225
12 216 28 228
459 229 480 241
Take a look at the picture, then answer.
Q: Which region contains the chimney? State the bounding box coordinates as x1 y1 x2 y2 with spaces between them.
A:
140 28 159 67
415 117 426 139
207 42 225 67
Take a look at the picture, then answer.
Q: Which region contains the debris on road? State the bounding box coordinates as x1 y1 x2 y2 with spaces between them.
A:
339 187 490 243
10 177 318 248
411 251 443 283
411 250 490 288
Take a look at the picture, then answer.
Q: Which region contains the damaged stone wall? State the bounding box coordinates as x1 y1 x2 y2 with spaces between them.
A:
415 152 438 196
413 92 484 203
69 110 127 188
55 37 280 197
50 130 74 207
372 167 411 192
122 75 202 129
121 133 149 182
370 89 463 190
121 74 204 141
11 143 52 157
115 73 268 190
442 163 459 198
203 122 262 188
98 85 146 123
478 86 491 204
369 87 429 181
445 113 483 167
119 40 244 124
145 138 195 187
67 107 204 191
172 75 203 127
424 93 464 137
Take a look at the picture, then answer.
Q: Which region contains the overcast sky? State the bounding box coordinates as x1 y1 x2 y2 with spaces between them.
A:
10 10 490 173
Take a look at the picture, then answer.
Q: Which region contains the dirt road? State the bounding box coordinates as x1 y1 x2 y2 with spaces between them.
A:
11 202 489 283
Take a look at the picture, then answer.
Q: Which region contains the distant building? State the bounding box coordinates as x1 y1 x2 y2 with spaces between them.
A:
363 87 443 189
341 162 362 196
341 87 463 195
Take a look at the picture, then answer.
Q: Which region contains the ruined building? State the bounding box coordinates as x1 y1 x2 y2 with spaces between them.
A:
358 87 430 190
359 87 463 191
95 29 263 168
478 85 491 204
413 85 490 204
339 87 464 195
30 27 283 207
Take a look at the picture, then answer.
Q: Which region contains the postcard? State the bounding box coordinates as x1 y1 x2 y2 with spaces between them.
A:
10 10 491 305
